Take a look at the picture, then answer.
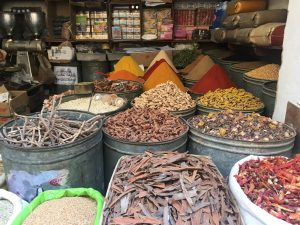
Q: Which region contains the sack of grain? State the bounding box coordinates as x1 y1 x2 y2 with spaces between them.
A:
236 28 254 44
0 189 28 225
223 15 240 29
250 23 286 47
12 188 104 225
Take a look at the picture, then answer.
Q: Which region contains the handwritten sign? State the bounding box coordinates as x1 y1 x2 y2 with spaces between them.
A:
54 66 78 85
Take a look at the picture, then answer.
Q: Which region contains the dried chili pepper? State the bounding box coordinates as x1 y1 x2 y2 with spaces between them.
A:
235 155 300 224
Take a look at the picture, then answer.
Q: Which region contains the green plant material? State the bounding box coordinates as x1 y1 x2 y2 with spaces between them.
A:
173 49 199 69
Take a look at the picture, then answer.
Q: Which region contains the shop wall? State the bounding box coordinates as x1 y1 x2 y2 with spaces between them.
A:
268 0 289 9
273 0 300 122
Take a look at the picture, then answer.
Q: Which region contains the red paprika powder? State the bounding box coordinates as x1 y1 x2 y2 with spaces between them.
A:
190 64 235 94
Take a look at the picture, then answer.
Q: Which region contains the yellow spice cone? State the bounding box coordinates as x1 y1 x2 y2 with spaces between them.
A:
147 50 178 73
115 56 144 77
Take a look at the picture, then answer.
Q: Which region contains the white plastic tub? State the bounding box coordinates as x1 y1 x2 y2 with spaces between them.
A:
229 155 292 225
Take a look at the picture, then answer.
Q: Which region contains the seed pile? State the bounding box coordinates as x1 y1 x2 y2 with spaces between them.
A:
23 197 96 225
103 107 188 142
189 110 295 142
0 96 101 147
246 64 280 80
133 81 196 111
59 94 125 114
197 88 264 111
102 151 241 225
94 80 141 93
236 155 300 224
0 199 13 225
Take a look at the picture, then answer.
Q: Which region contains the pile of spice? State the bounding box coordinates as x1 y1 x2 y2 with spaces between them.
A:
133 81 196 111
173 49 199 69
196 87 264 111
23 197 96 225
102 151 241 225
188 110 295 142
94 80 141 93
114 56 144 77
103 107 187 142
0 199 13 225
143 60 185 92
147 50 178 73
235 155 300 224
108 70 144 82
246 64 280 80
1 96 101 147
59 94 125 114
190 65 235 94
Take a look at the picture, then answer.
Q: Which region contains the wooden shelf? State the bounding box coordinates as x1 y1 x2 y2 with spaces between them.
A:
74 39 109 42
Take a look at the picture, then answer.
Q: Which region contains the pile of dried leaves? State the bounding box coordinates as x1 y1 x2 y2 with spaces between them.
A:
102 151 241 225
94 80 141 93
188 110 295 142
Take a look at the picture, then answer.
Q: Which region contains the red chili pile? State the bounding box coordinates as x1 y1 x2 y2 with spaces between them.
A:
235 155 300 224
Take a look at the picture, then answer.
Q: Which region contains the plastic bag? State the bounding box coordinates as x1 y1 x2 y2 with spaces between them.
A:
0 189 28 225
12 188 104 225
229 155 292 225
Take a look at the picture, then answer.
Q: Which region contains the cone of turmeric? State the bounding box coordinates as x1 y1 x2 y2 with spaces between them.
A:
143 61 186 92
108 70 144 83
114 56 144 77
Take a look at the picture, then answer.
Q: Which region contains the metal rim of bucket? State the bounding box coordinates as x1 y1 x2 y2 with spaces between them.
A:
263 81 277 95
59 94 129 116
102 115 189 145
0 110 103 151
94 80 143 95
187 117 297 145
244 74 277 84
196 103 265 114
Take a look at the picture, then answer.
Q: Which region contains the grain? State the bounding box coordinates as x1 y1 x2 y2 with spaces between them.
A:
197 87 264 111
189 110 295 142
246 64 280 80
0 199 13 225
23 197 96 225
59 94 125 114
133 81 196 111
103 107 188 142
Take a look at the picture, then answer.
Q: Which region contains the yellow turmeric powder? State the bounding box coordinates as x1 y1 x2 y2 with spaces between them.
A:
143 61 186 92
115 56 144 77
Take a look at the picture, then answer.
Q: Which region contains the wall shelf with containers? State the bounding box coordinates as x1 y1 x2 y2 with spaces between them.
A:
70 0 109 42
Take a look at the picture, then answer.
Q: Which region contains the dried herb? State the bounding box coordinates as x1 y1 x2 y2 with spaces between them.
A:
103 151 241 225
94 80 141 93
189 110 295 142
236 155 300 224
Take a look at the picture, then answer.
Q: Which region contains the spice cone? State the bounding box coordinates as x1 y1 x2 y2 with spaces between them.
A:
184 55 215 81
115 56 144 77
147 50 178 73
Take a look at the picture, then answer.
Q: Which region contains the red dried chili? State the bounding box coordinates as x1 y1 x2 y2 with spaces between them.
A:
235 155 300 224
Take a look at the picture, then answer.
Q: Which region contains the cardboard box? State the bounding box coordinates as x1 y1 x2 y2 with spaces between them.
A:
0 85 29 117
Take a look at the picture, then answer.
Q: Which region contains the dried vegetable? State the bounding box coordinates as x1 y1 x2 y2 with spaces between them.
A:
188 110 295 142
102 151 241 225
173 49 199 69
59 94 125 114
103 107 187 142
0 199 13 225
246 64 280 80
94 80 141 93
23 197 96 225
133 81 196 111
197 87 264 111
0 96 101 147
235 155 300 224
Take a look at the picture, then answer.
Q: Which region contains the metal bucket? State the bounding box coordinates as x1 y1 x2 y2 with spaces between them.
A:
196 104 264 115
95 80 143 102
182 78 197 88
187 121 296 177
0 110 104 201
228 67 251 88
262 81 277 117
81 61 108 82
103 120 189 186
243 74 271 98
187 91 203 100
60 94 129 117
171 106 196 120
